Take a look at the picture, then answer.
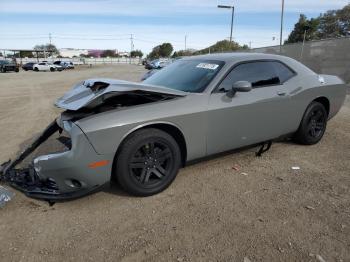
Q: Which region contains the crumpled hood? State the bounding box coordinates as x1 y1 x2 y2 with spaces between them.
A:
55 78 187 111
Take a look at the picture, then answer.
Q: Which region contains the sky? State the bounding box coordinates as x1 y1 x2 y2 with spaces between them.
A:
0 0 348 54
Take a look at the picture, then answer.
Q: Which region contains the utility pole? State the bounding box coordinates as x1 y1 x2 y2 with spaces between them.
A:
279 0 285 53
185 35 187 51
130 34 134 64
49 33 52 45
249 41 252 49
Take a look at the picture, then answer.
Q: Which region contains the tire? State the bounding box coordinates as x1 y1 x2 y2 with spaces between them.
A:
1 67 6 73
294 101 328 145
115 128 181 196
50 67 55 72
24 68 28 71
15 68 19 73
34 67 39 72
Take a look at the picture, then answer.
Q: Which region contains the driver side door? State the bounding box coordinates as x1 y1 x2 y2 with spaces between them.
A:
206 60 296 155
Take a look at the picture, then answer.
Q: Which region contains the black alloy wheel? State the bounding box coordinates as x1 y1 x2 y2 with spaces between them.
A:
294 101 327 145
115 128 181 196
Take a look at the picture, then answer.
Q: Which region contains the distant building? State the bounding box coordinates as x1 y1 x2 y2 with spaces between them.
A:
59 48 88 58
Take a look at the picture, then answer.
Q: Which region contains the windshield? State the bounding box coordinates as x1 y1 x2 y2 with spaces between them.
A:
143 59 224 92
0 60 10 65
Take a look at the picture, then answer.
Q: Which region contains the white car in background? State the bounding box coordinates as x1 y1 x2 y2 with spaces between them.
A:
33 62 63 72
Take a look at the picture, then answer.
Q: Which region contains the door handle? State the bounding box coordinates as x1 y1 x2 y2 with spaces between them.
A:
277 91 286 96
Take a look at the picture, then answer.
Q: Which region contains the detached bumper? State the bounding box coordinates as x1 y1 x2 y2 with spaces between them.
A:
0 119 113 201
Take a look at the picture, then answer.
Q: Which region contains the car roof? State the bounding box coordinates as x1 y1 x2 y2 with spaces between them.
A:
183 52 291 63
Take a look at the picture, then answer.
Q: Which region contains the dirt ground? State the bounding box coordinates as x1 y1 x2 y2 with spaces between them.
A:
0 65 349 262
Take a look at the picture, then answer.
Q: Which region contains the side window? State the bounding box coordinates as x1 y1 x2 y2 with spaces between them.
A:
218 61 294 92
271 62 295 83
39 63 45 65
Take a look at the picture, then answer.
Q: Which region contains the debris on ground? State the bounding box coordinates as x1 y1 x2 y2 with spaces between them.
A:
232 164 240 171
291 166 300 170
316 254 326 262
241 172 248 176
0 185 14 208
305 206 316 210
243 257 252 262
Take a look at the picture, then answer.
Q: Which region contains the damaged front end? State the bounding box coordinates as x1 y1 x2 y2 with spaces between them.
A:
0 79 185 202
0 118 107 202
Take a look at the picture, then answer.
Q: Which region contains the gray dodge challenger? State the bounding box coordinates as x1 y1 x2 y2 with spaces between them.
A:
0 53 347 201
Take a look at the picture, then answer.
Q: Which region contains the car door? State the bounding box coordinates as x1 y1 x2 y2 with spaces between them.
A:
37 63 46 70
206 60 296 155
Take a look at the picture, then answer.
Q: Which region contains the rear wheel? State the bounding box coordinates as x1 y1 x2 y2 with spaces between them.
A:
34 67 39 72
1 67 6 73
294 101 328 145
115 128 181 196
50 67 55 72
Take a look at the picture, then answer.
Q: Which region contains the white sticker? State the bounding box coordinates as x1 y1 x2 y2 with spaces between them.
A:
196 63 219 70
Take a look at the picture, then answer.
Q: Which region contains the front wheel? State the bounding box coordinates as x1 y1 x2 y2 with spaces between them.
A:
1 67 6 73
115 128 181 196
50 67 55 72
294 101 328 145
34 67 39 72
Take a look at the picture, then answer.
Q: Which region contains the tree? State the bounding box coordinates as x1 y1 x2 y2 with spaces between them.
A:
193 40 247 55
171 49 195 58
19 51 34 58
130 49 143 57
101 49 116 57
318 4 350 38
286 4 350 43
33 43 60 57
147 43 174 59
285 14 319 44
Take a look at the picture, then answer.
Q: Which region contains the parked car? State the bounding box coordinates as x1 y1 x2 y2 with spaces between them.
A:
33 62 63 72
54 61 75 69
0 60 19 73
0 53 347 202
22 62 35 71
145 59 172 70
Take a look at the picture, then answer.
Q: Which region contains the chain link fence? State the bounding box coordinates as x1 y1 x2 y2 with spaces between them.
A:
250 37 350 83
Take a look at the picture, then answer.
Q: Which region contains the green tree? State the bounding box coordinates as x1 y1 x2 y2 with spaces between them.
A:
172 49 194 58
286 4 350 43
130 49 143 57
148 43 174 59
193 40 247 55
285 14 319 43
317 4 350 38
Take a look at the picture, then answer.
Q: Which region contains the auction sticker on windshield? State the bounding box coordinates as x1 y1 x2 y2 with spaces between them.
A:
196 63 219 70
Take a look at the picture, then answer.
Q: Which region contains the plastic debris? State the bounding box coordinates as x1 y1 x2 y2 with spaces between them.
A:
291 166 300 170
316 254 326 262
305 206 316 210
0 186 14 208
232 164 240 171
244 257 252 262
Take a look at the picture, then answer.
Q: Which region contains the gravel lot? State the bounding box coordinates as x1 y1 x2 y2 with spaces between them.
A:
0 65 349 262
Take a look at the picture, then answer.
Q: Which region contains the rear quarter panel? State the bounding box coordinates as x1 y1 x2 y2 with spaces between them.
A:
286 74 347 132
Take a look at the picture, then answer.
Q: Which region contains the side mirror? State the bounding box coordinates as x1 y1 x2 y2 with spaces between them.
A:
227 81 252 97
